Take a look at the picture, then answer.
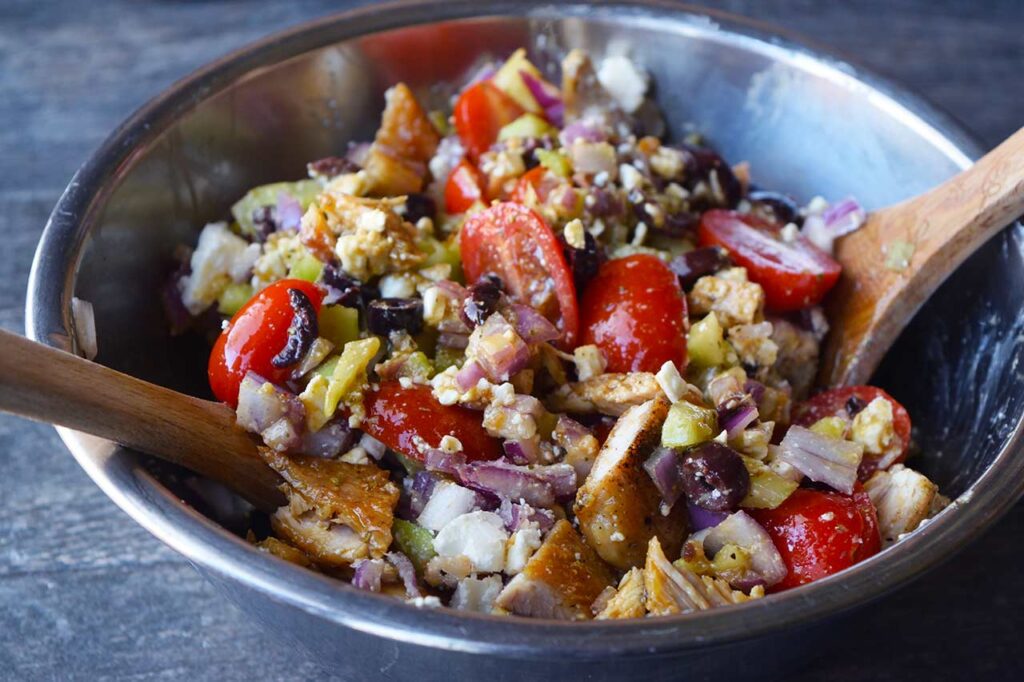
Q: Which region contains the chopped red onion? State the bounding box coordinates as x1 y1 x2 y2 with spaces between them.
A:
466 62 497 87
520 70 564 127
559 120 606 147
458 459 577 507
276 191 303 232
455 360 486 391
299 420 354 458
718 401 759 439
398 471 437 520
497 497 555 532
423 448 467 476
777 425 864 494
822 197 866 237
743 380 766 405
466 313 530 382
503 438 539 465
508 303 560 344
260 417 302 453
386 552 422 598
236 373 305 435
352 559 385 592
687 502 728 532
345 142 371 167
643 446 685 508
570 140 617 176
704 511 787 587
360 433 387 460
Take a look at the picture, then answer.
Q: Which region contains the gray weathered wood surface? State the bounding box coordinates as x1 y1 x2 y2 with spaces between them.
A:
1 0 1022 679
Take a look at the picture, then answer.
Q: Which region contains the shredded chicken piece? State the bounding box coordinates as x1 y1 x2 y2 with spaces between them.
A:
864 464 938 545
644 537 761 615
252 535 316 569
545 372 662 416
574 397 688 570
494 520 615 620
769 317 820 400
596 567 646 619
260 448 400 567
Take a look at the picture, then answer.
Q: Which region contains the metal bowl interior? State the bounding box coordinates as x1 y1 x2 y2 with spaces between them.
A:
26 0 1024 672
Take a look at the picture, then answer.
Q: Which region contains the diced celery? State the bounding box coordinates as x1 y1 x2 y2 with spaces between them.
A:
312 355 340 383
687 312 729 368
661 400 718 449
325 337 381 416
414 328 439 358
398 351 435 382
491 48 547 113
740 456 799 509
434 346 465 373
419 236 463 281
535 149 571 178
498 113 556 141
810 416 848 440
536 411 558 440
288 252 324 282
319 305 360 348
230 179 321 237
428 110 450 136
216 282 254 316
392 451 423 476
392 519 437 573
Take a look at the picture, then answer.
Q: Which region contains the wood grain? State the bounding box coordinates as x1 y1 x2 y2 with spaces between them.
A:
822 126 1024 386
0 329 283 512
0 1 1022 681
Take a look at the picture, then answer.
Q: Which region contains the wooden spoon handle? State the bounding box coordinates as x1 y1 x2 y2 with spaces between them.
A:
0 329 283 511
822 125 1024 386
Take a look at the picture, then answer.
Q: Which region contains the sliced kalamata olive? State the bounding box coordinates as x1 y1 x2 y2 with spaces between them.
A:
680 442 750 512
587 188 624 218
668 246 733 290
559 231 602 292
321 264 366 308
845 395 867 417
680 144 742 208
307 156 361 177
403 193 436 225
748 190 800 226
662 210 698 237
367 298 424 336
271 288 319 368
461 278 503 329
251 205 278 242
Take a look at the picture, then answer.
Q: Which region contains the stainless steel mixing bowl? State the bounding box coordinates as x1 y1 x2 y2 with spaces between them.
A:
26 1 1024 679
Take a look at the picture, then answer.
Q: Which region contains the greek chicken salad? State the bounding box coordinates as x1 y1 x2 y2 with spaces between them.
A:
164 47 947 618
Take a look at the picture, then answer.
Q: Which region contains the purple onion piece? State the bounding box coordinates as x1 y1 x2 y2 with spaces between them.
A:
455 360 486 391
235 372 304 434
352 559 384 592
385 552 422 598
438 332 470 350
718 402 759 440
643 446 685 508
465 313 530 382
422 449 467 476
503 439 538 465
558 120 606 147
497 497 555 532
508 304 560 345
776 425 863 494
458 459 577 508
345 142 371 167
687 502 729 532
704 511 787 587
821 197 866 237
743 380 766 405
276 191 303 232
299 420 355 459
520 70 564 126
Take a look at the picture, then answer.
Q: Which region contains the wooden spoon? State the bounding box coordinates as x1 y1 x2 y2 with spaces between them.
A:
820 126 1024 387
0 329 284 512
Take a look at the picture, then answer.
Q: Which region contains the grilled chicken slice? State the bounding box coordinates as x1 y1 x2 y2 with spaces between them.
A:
574 397 688 570
864 464 939 546
545 372 662 417
494 520 615 620
364 83 440 196
261 448 400 567
595 567 646 619
644 537 762 616
252 535 316 569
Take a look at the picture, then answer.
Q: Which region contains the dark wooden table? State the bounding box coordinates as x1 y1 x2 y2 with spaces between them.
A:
1 1 1022 679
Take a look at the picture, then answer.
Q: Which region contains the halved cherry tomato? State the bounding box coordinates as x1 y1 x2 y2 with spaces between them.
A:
460 202 579 347
445 159 486 214
751 487 881 592
579 254 688 373
793 385 912 478
510 166 558 206
454 81 524 159
697 209 841 312
208 279 324 407
362 382 502 462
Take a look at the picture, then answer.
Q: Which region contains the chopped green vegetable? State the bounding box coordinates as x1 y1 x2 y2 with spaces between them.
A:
216 282 254 316
419 237 463 282
536 411 559 440
687 312 730 368
312 355 340 382
498 113 556 141
288 252 324 282
434 345 465 373
810 416 848 440
740 456 799 509
662 400 718 449
535 149 571 178
318 305 360 348
392 451 423 476
325 336 381 416
428 110 450 136
230 179 321 237
885 240 915 272
392 519 437 573
398 351 435 382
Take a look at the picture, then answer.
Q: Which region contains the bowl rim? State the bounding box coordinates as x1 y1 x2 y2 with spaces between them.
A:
26 0 1024 658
